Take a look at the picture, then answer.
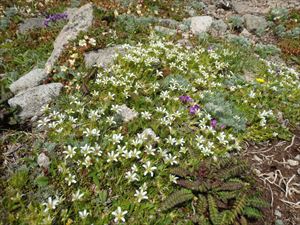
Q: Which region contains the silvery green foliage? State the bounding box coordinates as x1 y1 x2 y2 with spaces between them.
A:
269 8 289 21
161 74 191 91
0 7 17 30
116 15 156 33
227 35 250 48
228 15 244 31
202 92 247 131
274 24 286 37
190 1 206 10
255 44 281 58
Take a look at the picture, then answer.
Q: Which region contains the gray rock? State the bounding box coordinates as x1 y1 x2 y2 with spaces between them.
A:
186 16 213 34
158 18 180 29
9 68 47 94
37 153 50 169
274 209 282 218
154 26 177 36
116 105 138 123
8 83 63 120
18 17 45 34
210 19 228 36
45 3 94 73
295 154 300 161
84 46 123 68
287 159 299 166
141 128 158 141
243 14 268 33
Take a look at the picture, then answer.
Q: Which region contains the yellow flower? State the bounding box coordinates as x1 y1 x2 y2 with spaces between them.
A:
256 78 265 83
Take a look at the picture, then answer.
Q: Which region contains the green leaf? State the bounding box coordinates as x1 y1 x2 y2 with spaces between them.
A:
34 176 49 187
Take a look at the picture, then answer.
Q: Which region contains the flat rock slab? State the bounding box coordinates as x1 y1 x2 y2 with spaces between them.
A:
84 46 123 68
9 68 47 95
18 17 45 34
45 3 93 73
186 16 213 34
8 83 63 120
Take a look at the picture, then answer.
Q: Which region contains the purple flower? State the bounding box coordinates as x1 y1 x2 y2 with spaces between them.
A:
189 104 200 115
210 118 217 129
220 124 226 130
179 95 193 103
44 13 68 27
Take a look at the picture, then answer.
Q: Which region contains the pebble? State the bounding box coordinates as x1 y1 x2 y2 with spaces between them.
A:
274 209 282 218
287 159 299 166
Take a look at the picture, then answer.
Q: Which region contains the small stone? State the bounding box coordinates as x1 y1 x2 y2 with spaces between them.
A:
116 105 138 123
253 168 261 176
295 155 300 161
158 18 180 29
8 83 63 120
84 46 123 68
275 219 284 225
274 209 282 218
37 153 50 169
287 159 299 166
297 168 300 175
186 16 213 34
9 68 47 94
141 128 157 141
154 26 177 36
216 0 232 10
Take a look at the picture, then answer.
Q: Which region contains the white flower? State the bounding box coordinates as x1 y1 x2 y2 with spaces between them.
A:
79 209 89 219
164 153 178 165
169 174 178 183
65 174 77 186
112 207 128 223
130 149 141 159
88 38 96 46
142 161 157 177
72 190 84 201
63 145 77 159
125 171 139 182
134 189 148 202
145 145 156 156
80 144 92 156
106 116 116 125
112 133 124 144
141 111 152 120
42 197 59 212
79 39 87 47
107 151 119 163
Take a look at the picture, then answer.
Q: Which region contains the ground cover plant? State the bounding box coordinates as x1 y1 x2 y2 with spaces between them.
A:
1 1 300 225
2 32 300 224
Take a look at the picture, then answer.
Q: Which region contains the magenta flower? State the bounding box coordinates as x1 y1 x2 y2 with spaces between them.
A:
179 95 193 103
210 118 217 129
189 104 200 115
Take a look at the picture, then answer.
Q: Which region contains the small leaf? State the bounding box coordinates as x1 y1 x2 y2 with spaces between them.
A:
34 176 49 187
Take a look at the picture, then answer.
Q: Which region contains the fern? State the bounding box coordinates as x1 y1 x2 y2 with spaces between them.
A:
208 194 219 225
246 196 269 208
197 194 208 214
220 164 248 180
227 194 247 224
176 179 201 191
170 167 192 178
161 189 194 211
242 206 263 220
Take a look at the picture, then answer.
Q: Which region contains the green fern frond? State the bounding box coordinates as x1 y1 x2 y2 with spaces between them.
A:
176 179 200 191
197 194 208 214
161 189 194 211
208 194 219 225
197 215 211 225
170 167 193 178
220 164 248 180
242 206 263 220
216 191 238 202
216 181 245 191
246 196 269 208
240 216 248 225
226 194 246 224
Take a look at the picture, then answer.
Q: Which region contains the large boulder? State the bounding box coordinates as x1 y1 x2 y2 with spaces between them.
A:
243 14 268 33
84 46 123 68
45 3 94 73
186 16 213 34
9 68 47 95
8 83 63 120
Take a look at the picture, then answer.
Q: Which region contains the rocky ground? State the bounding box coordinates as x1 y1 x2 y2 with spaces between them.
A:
0 0 299 224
